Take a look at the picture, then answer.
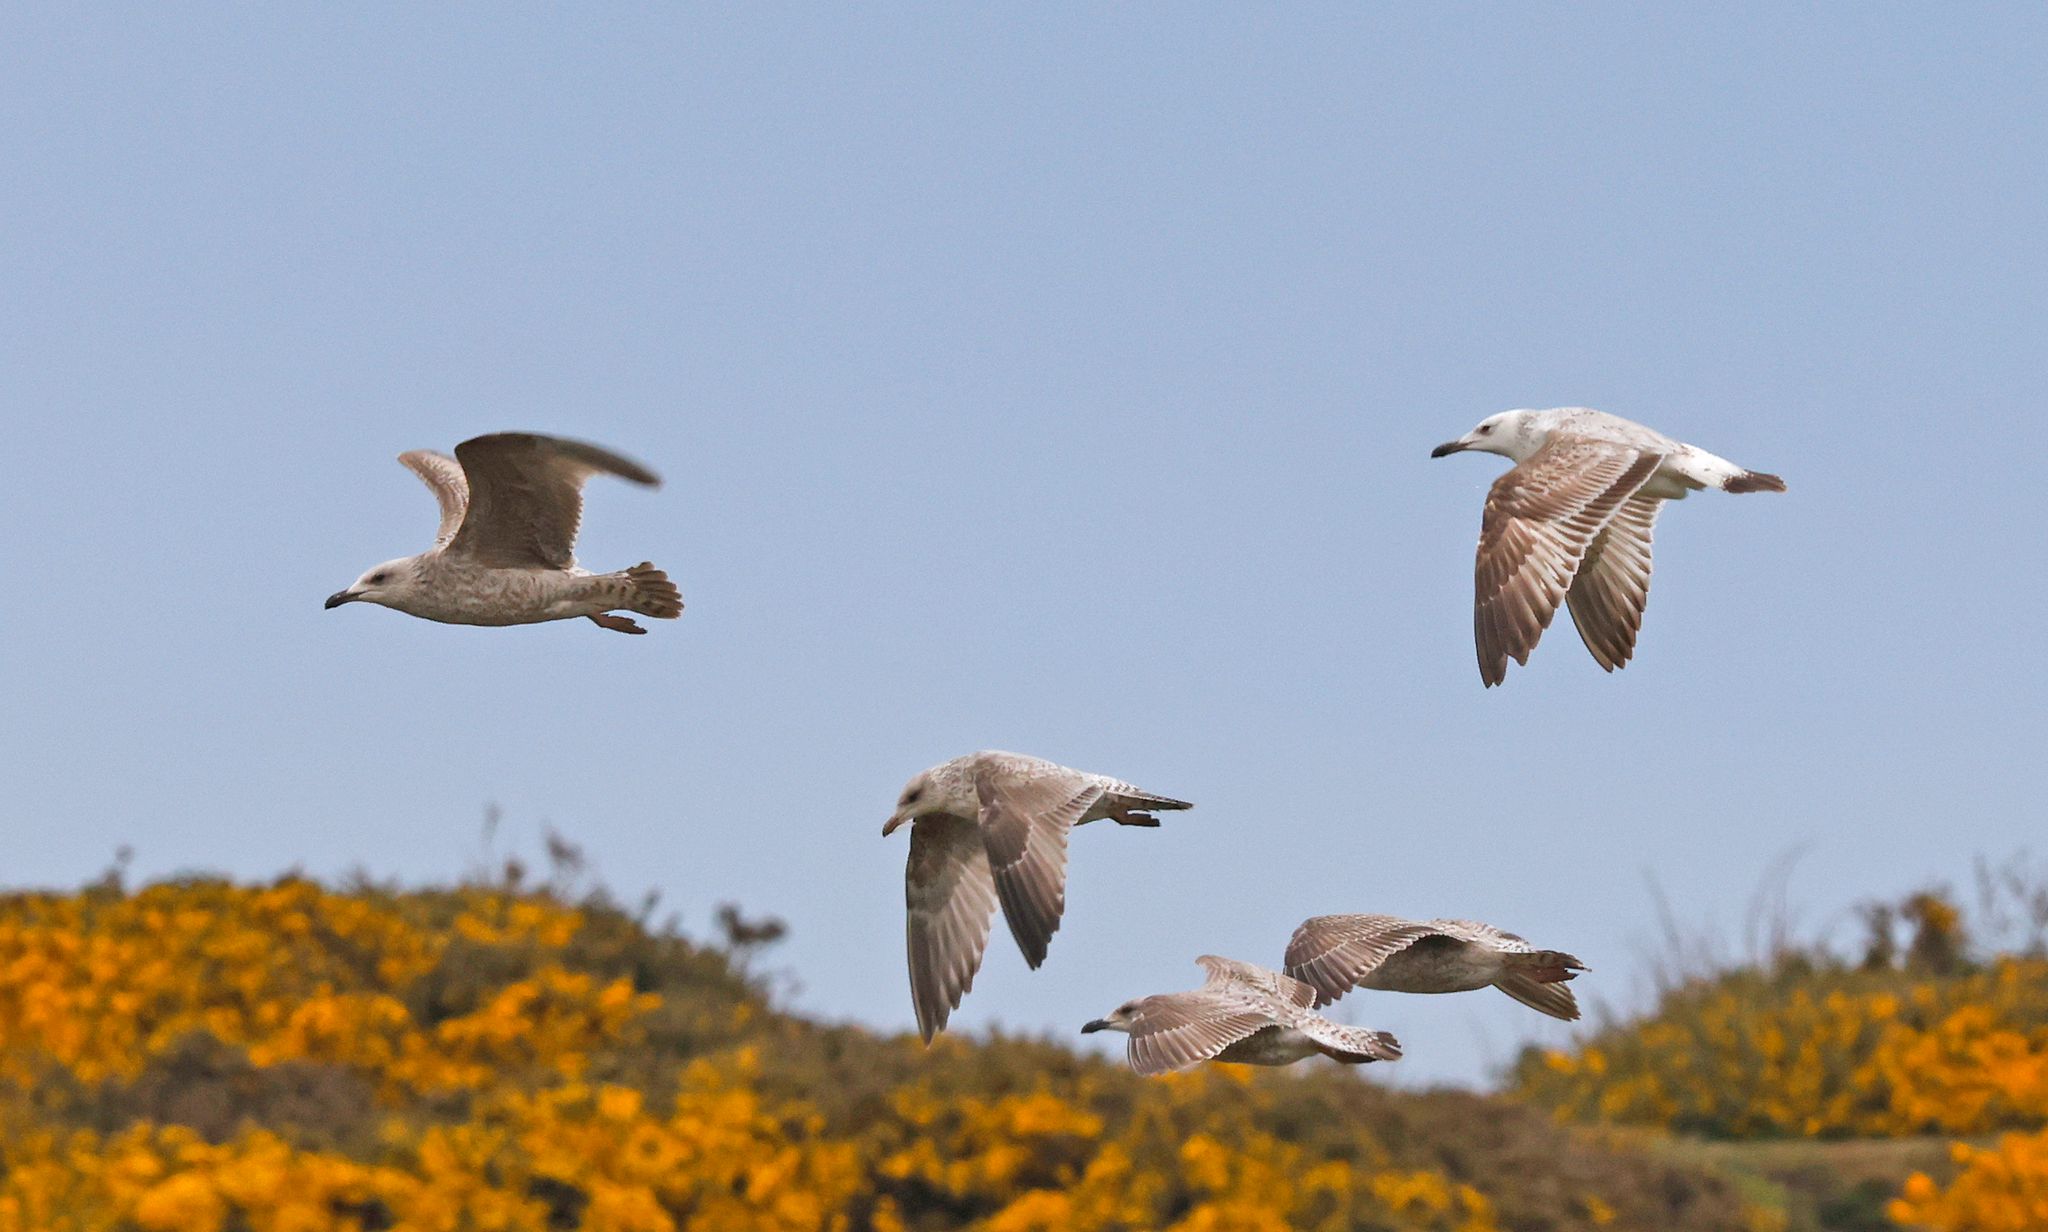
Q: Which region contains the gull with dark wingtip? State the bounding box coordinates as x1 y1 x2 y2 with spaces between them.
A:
1432 407 1784 685
1084 956 1401 1076
1284 913 1589 1021
324 431 681 634
882 751 1190 1042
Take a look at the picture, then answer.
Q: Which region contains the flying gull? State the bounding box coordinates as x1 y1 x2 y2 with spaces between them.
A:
882 750 1191 1042
325 431 682 634
1082 955 1402 1076
1284 914 1588 1021
1431 407 1785 686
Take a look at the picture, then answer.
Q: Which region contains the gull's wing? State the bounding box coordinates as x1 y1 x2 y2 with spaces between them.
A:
1566 492 1662 672
397 450 469 547
1196 955 1318 1015
973 763 1105 969
1123 986 1281 1078
905 814 1001 1042
1284 914 1464 1005
445 432 661 569
1473 438 1662 686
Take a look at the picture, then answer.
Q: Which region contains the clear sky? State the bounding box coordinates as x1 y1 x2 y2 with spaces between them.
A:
3 6 2043 1087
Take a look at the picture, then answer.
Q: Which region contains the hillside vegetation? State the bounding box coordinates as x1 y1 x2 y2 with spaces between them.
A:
1513 880 2048 1231
0 856 1757 1232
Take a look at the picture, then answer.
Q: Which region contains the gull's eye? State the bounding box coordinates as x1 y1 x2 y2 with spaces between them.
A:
1477 424 1493 435
369 572 389 584
904 788 923 805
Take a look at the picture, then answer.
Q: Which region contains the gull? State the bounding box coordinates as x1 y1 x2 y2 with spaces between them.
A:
1431 408 1785 686
1082 956 1402 1076
1284 914 1588 1021
324 432 682 634
882 750 1191 1042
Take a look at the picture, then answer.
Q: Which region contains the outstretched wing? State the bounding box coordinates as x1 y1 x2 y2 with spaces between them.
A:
398 450 469 547
1284 914 1462 1006
1196 955 1317 1015
1566 492 1661 672
446 432 661 569
1122 988 1278 1077
974 764 1104 969
904 814 1001 1042
1474 439 1662 686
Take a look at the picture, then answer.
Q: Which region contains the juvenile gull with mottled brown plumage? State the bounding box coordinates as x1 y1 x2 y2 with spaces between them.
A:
1431 407 1785 686
881 750 1191 1042
1082 956 1401 1076
325 431 682 634
1284 914 1588 1021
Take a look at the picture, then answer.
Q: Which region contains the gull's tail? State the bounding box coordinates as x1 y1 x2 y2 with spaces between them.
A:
1302 1018 1403 1064
623 563 684 619
1495 949 1588 1021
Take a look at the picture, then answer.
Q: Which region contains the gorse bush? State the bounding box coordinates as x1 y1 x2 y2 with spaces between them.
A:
1513 889 2048 1140
0 871 1761 1231
1508 884 2048 1231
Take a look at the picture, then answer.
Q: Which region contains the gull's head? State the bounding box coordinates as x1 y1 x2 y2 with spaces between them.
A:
1431 409 1543 463
1081 998 1144 1035
882 770 934 836
325 557 420 612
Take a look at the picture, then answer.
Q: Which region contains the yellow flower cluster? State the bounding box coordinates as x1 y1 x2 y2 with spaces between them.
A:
1889 1130 2048 1231
0 1052 862 1232
878 1067 1501 1232
0 878 1738 1231
0 879 650 1100
1515 958 2048 1138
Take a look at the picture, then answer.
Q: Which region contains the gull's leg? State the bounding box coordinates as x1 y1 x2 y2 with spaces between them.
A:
587 613 647 635
1107 804 1162 827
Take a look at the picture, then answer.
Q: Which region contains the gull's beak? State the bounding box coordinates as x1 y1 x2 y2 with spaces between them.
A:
1080 1018 1110 1034
882 811 907 837
324 590 357 609
1430 438 1469 458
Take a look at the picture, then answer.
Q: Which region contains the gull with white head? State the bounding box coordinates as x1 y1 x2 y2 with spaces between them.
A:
1284 914 1589 1021
1082 956 1401 1076
325 431 682 634
1431 407 1785 686
883 750 1191 1042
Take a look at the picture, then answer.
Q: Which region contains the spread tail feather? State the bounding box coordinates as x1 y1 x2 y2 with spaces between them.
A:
1723 470 1786 494
624 563 684 618
1496 950 1586 1021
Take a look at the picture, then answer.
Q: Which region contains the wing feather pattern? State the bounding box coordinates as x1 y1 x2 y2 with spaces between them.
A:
1126 999 1278 1077
446 432 661 569
1566 492 1661 671
398 450 469 547
975 768 1102 969
905 815 1000 1043
1284 914 1454 1005
1473 439 1662 686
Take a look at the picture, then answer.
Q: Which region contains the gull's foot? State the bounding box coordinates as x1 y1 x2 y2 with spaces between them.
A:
1110 808 1163 827
588 613 648 635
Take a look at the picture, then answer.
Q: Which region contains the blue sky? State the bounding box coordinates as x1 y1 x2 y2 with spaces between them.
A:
2 6 2042 1086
